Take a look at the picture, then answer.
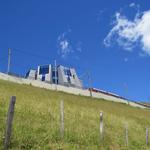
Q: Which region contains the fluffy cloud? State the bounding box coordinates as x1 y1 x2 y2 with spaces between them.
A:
59 39 73 58
129 3 136 8
57 30 82 59
104 9 150 55
57 31 73 58
60 40 69 50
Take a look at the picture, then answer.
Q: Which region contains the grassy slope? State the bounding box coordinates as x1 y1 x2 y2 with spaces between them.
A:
0 79 150 150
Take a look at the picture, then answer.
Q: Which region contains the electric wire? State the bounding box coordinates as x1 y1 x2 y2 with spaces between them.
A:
1 48 92 89
12 48 51 62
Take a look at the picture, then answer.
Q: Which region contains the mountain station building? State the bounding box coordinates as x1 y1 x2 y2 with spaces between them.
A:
25 64 83 88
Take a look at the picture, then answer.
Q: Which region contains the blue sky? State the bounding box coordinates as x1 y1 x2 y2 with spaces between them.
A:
0 0 150 101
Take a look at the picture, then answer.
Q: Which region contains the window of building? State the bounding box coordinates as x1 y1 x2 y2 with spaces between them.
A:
52 71 58 78
64 69 72 76
52 79 58 84
52 67 58 84
39 65 49 75
42 75 45 81
25 71 30 78
52 70 57 77
73 75 75 79
67 76 71 83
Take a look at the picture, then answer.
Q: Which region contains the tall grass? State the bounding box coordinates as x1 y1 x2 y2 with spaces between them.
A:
0 79 150 149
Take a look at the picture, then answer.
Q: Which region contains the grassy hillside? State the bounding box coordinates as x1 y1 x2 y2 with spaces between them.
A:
0 79 150 150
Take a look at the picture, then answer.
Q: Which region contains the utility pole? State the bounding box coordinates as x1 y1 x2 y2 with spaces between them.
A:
123 83 129 104
54 60 57 90
87 72 92 97
7 48 11 74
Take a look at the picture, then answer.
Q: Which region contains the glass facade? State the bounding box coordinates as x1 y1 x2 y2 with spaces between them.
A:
42 75 45 81
52 67 58 84
25 71 30 78
39 65 49 75
64 68 72 76
26 64 82 88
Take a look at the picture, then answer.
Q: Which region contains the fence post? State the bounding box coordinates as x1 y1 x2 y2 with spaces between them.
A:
4 96 16 149
125 123 128 146
60 100 64 138
146 127 149 146
99 111 103 140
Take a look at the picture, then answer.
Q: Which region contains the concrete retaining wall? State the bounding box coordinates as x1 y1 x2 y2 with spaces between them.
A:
0 72 146 109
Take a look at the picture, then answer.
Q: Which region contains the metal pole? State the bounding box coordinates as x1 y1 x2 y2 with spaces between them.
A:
123 83 129 104
54 60 57 90
7 48 11 74
87 72 92 97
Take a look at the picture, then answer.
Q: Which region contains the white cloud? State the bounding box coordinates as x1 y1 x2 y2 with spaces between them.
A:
60 40 69 50
129 3 135 8
104 9 150 55
129 2 140 10
59 40 73 58
57 31 73 58
57 30 82 59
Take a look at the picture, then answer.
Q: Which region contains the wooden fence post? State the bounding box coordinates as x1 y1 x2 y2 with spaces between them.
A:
60 100 64 138
146 127 149 146
4 96 16 149
125 123 128 146
99 111 103 140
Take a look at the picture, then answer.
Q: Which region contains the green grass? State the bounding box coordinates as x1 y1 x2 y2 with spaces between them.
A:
0 79 150 150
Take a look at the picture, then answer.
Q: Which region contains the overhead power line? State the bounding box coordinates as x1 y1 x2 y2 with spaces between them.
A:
12 48 51 61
